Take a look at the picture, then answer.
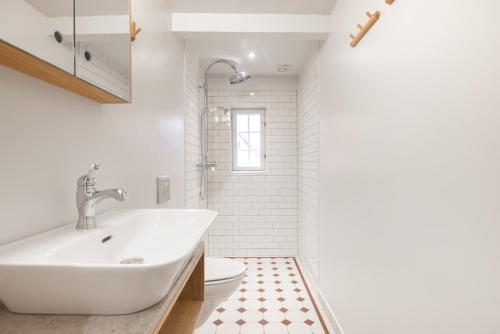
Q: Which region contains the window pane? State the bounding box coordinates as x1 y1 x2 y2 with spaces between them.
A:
237 114 248 133
249 150 261 166
249 133 261 150
237 133 249 151
238 150 249 166
233 110 265 171
249 114 260 132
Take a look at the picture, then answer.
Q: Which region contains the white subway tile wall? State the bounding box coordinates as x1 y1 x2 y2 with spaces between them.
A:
75 44 131 100
184 46 207 209
207 89 298 256
297 57 320 281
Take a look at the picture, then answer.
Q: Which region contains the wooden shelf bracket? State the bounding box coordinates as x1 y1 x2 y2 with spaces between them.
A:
350 10 381 48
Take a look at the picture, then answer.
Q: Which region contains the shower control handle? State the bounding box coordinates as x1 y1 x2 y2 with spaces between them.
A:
197 161 217 171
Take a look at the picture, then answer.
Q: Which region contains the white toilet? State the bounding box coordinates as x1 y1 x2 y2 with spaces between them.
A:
196 257 246 327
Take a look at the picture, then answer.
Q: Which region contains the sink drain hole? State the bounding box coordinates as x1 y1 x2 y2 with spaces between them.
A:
120 257 145 264
102 235 113 243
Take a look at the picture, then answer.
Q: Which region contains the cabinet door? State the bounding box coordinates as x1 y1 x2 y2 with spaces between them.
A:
75 0 131 102
0 0 74 74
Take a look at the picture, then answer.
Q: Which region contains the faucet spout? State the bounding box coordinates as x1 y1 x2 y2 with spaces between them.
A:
76 164 128 230
92 189 129 203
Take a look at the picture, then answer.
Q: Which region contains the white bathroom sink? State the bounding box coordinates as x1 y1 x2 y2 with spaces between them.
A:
0 209 216 315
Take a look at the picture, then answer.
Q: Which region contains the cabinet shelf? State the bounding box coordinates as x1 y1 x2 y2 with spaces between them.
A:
0 40 128 104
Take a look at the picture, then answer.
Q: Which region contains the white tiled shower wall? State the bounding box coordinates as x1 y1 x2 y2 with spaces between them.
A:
183 54 319 260
206 89 298 256
297 57 321 281
184 46 207 209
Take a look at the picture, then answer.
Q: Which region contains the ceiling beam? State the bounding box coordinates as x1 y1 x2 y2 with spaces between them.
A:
172 13 330 40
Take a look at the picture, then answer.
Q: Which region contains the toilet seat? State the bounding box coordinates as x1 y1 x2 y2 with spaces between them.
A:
205 257 246 285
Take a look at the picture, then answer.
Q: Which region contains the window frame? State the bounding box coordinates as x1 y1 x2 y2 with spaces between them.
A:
231 108 266 172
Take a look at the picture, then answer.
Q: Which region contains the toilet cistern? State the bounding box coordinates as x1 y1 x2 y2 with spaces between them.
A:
76 163 128 230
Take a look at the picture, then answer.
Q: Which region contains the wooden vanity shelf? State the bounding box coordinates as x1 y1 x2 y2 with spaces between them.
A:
154 249 205 334
350 11 381 47
386 0 396 5
0 41 128 104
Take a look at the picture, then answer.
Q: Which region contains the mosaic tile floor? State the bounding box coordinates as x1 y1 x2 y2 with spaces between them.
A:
195 257 328 334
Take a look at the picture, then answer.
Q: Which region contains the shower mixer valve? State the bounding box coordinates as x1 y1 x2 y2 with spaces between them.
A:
197 161 217 172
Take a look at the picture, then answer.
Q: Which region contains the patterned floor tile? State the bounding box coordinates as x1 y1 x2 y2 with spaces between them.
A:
194 257 328 334
241 310 263 322
263 310 286 322
219 310 241 322
216 323 240 334
288 322 314 334
262 299 282 310
286 309 309 323
264 322 289 334
221 299 241 310
240 322 265 334
242 299 262 310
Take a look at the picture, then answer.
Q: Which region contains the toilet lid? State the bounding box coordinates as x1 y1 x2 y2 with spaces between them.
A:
205 257 246 283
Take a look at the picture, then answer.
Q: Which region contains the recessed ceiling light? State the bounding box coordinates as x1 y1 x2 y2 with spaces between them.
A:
248 52 256 59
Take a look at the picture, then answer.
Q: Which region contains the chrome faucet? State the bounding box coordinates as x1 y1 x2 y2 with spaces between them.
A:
76 163 128 230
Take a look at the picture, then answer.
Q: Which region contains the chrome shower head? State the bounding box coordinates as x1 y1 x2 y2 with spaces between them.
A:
230 71 251 85
204 59 251 86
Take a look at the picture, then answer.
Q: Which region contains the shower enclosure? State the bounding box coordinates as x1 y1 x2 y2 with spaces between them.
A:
197 59 250 200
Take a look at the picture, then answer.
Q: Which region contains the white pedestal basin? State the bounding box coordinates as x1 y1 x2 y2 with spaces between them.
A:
0 209 216 315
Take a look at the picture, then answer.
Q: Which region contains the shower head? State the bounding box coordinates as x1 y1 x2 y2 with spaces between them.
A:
230 71 251 85
204 59 251 86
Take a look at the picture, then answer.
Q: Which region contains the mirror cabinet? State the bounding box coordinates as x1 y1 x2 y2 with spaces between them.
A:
0 0 131 103
75 0 131 101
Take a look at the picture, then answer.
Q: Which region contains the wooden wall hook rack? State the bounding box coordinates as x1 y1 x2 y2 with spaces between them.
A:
350 11 380 48
131 18 142 42
385 0 396 4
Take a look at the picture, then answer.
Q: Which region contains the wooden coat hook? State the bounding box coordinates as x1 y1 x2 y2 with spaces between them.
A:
385 0 396 4
350 10 380 47
130 18 142 42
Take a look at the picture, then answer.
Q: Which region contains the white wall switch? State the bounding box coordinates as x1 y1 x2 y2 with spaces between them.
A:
157 176 170 204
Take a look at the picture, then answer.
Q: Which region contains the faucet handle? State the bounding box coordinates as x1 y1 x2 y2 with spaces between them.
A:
87 163 100 179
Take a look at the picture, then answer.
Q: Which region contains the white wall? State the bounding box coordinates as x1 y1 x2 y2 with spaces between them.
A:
0 0 186 245
317 0 500 333
207 88 298 256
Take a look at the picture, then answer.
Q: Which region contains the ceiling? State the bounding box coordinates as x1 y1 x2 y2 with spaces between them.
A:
169 0 336 15
189 39 318 77
179 1 334 76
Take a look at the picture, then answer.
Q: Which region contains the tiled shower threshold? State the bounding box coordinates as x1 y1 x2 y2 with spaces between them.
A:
195 257 329 334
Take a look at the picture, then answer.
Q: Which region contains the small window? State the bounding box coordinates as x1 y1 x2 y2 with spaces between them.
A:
232 108 266 171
